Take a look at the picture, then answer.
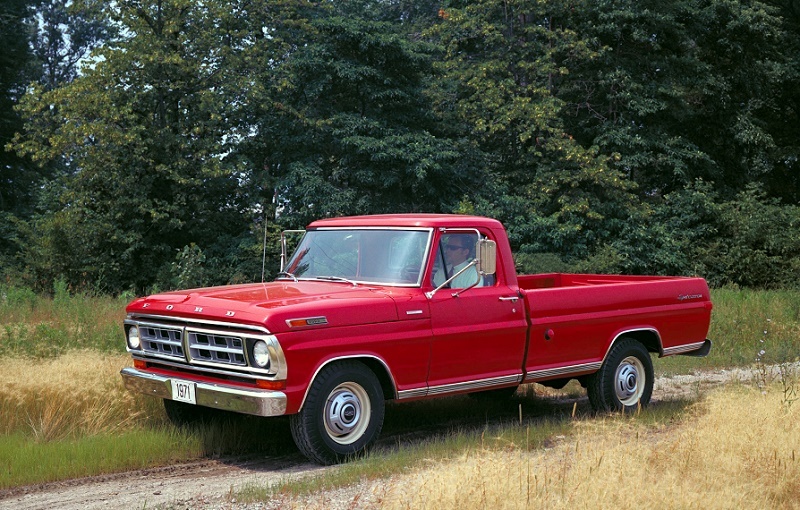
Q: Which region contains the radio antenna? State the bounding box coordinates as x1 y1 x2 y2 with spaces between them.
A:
261 210 268 283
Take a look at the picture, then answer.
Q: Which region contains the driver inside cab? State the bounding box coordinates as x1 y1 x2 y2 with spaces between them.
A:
431 233 483 289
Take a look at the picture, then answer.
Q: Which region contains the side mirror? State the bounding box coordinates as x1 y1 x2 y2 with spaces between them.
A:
476 239 497 276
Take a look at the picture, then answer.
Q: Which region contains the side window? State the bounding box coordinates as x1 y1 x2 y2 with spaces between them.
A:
430 233 486 289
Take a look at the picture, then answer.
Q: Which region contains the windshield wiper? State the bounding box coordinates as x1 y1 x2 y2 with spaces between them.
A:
314 275 358 287
276 271 298 282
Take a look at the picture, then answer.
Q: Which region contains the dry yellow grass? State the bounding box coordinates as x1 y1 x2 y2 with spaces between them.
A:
377 386 799 510
279 384 799 509
0 351 163 440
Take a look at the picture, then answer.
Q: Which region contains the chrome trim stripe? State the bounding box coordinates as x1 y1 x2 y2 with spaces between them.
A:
120 367 287 417
427 374 522 396
397 388 428 399
397 374 522 400
662 341 706 356
525 362 603 382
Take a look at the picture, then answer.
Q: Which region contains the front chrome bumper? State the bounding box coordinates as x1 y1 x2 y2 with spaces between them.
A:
120 367 287 417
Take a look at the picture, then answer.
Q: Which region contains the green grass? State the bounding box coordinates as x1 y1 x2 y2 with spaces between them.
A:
657 287 800 375
0 429 203 490
0 284 129 357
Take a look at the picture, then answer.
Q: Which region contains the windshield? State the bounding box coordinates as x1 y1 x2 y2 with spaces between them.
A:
281 229 432 286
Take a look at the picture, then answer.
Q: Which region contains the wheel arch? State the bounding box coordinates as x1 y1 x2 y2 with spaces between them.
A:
588 331 657 412
298 355 397 412
604 328 663 361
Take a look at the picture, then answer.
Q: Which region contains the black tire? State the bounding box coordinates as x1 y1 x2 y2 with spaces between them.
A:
163 399 221 427
290 361 385 465
587 338 654 413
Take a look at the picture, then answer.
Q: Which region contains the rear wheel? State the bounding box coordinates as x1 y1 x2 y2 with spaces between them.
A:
290 361 385 465
587 338 653 413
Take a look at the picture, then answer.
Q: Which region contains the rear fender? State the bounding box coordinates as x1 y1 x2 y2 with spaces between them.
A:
604 328 663 360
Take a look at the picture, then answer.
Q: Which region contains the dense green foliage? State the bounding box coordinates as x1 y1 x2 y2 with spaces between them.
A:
0 0 40 267
251 13 470 225
3 0 800 293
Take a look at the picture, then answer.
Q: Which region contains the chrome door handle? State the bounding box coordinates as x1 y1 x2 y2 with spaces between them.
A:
499 296 519 302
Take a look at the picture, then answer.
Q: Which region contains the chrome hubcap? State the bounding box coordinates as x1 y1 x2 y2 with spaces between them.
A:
615 356 645 406
324 382 371 445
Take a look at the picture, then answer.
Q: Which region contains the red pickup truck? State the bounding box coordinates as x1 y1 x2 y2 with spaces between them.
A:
121 214 712 464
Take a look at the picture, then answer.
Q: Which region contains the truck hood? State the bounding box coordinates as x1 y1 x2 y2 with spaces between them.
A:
125 281 400 333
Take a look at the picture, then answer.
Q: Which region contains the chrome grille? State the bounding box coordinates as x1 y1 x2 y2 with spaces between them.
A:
188 331 246 366
140 325 184 359
126 314 287 379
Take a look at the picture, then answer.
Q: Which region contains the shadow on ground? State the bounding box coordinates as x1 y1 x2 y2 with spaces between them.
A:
191 385 696 470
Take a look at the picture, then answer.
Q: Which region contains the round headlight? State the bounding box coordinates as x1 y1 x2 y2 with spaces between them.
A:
253 340 271 368
127 326 141 349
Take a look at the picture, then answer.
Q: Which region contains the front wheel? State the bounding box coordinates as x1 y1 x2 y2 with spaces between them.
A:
290 361 385 465
587 338 653 413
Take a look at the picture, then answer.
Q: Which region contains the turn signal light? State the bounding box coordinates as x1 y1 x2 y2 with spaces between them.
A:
256 379 286 390
133 359 147 369
285 316 328 328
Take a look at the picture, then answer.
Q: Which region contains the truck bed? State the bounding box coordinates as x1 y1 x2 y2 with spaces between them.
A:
517 272 712 369
518 273 711 319
517 272 679 290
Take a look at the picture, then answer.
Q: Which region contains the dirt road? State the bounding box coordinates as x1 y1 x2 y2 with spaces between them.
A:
1 456 324 510
0 366 770 510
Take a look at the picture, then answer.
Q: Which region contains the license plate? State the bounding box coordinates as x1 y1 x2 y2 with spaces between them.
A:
171 379 196 405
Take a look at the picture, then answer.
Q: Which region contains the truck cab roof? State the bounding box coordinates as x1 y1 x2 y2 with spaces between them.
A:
307 214 505 230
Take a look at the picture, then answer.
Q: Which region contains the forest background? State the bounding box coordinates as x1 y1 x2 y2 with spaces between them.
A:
2 0 799 296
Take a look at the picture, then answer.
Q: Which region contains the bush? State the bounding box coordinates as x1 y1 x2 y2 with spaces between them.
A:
577 181 800 288
1 285 37 310
514 252 573 275
711 186 800 288
169 244 208 290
